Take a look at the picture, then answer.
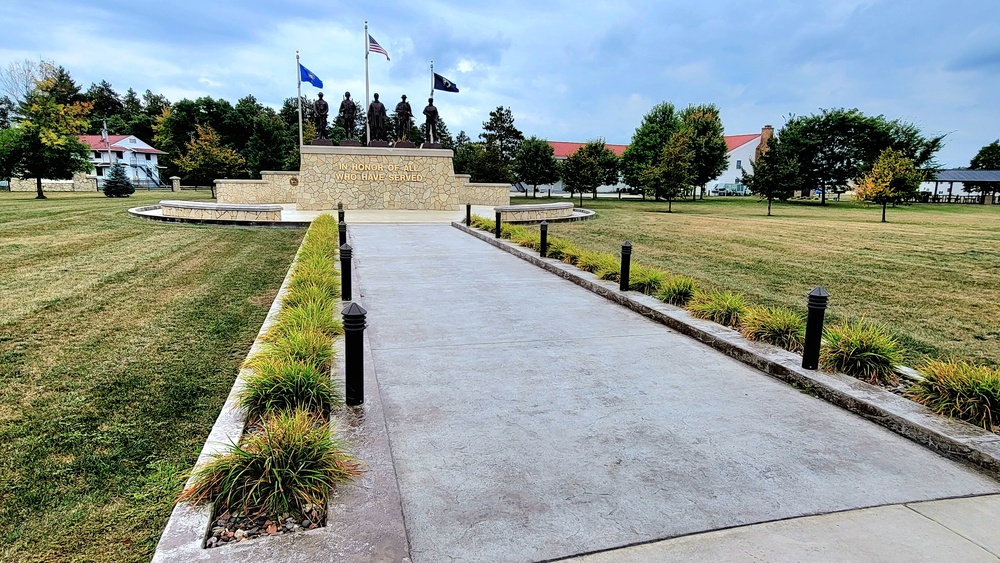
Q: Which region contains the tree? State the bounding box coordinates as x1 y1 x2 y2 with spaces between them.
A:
772 108 944 204
966 140 1000 202
642 131 694 211
84 80 123 133
0 96 12 129
561 147 603 206
175 124 246 198
479 106 524 183
680 104 728 200
621 102 682 189
2 72 92 198
1 59 55 107
575 139 619 199
854 148 922 222
245 110 293 176
512 136 559 197
741 136 799 216
102 162 135 197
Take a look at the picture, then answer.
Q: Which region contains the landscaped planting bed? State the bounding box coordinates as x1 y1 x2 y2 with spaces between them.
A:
175 214 360 549
469 215 1000 437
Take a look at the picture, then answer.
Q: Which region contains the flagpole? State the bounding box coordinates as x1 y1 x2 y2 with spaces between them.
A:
364 20 371 144
296 50 304 148
430 60 434 99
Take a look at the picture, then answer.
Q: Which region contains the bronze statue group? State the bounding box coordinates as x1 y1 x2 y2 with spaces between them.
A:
312 90 441 147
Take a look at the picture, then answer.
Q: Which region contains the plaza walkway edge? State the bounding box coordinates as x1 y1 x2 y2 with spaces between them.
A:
452 221 1000 478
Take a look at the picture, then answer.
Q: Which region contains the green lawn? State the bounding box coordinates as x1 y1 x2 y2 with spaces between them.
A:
0 190 304 562
513 195 1000 367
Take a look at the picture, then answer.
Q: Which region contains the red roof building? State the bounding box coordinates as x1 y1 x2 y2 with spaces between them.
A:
81 134 167 187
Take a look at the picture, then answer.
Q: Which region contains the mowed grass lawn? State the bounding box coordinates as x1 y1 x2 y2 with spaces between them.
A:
0 190 304 562
515 195 1000 366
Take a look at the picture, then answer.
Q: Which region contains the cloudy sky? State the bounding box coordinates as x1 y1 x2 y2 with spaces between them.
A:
1 0 998 167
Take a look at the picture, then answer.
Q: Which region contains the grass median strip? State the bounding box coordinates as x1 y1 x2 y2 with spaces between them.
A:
0 191 303 562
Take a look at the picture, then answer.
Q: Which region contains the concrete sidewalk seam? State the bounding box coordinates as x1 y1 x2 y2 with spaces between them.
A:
453 221 1000 480
905 502 1000 559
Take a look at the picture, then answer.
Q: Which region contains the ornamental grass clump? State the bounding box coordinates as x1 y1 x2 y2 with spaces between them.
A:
547 238 583 264
628 264 669 295
470 215 494 230
657 275 697 306
906 360 1000 431
740 306 806 352
238 362 342 421
820 319 902 385
266 299 343 341
177 409 360 517
248 329 334 373
575 250 620 280
687 290 747 328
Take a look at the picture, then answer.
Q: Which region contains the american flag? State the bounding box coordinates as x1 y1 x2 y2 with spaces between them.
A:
368 35 390 61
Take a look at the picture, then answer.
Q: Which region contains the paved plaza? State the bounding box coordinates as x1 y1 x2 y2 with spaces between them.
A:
349 224 1000 562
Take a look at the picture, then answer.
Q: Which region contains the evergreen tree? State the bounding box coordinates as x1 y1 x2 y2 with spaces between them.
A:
245 110 292 175
102 162 135 197
479 106 523 183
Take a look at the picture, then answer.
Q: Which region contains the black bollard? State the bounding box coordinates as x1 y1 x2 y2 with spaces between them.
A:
466 203 472 226
342 302 367 406
338 220 346 247
539 221 548 258
340 243 353 301
620 241 632 291
495 210 502 239
801 286 829 370
338 202 345 223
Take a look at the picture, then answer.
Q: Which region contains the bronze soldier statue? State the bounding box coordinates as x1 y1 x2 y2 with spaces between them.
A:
395 95 413 141
338 92 356 139
314 92 329 139
423 98 439 144
367 93 388 142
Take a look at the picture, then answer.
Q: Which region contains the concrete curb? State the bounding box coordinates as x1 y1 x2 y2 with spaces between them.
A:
152 225 410 562
452 221 1000 479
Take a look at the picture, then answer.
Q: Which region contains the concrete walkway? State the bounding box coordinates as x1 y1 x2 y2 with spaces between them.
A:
350 224 1000 562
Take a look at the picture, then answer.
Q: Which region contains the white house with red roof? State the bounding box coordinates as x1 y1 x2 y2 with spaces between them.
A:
533 127 773 196
79 134 167 188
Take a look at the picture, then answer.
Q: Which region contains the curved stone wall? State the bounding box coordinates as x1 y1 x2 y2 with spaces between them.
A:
496 202 574 222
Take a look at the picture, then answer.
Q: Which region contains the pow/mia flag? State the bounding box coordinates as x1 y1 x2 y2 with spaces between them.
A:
433 73 459 93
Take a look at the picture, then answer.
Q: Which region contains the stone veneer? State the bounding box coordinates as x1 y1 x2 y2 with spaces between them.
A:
215 171 298 204
298 145 509 210
496 202 574 222
159 200 282 221
10 172 96 192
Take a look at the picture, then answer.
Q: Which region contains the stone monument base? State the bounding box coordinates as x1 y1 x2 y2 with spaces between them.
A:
296 145 509 210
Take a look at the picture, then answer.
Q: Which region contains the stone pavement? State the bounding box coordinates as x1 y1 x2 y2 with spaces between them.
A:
349 224 1000 562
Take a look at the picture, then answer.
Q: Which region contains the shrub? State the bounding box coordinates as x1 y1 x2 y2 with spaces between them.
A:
248 329 333 373
282 283 334 309
740 306 806 352
102 162 135 198
687 290 747 327
239 362 342 421
820 319 902 385
177 409 360 516
907 360 1000 431
657 275 696 306
289 258 340 298
508 226 540 249
628 264 668 295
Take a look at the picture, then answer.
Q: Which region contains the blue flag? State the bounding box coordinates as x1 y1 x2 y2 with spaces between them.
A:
433 73 459 93
299 64 323 88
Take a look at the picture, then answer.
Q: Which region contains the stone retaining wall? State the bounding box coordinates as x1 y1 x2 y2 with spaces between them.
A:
215 172 298 204
161 202 282 222
462 183 511 207
496 202 573 222
9 172 97 192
